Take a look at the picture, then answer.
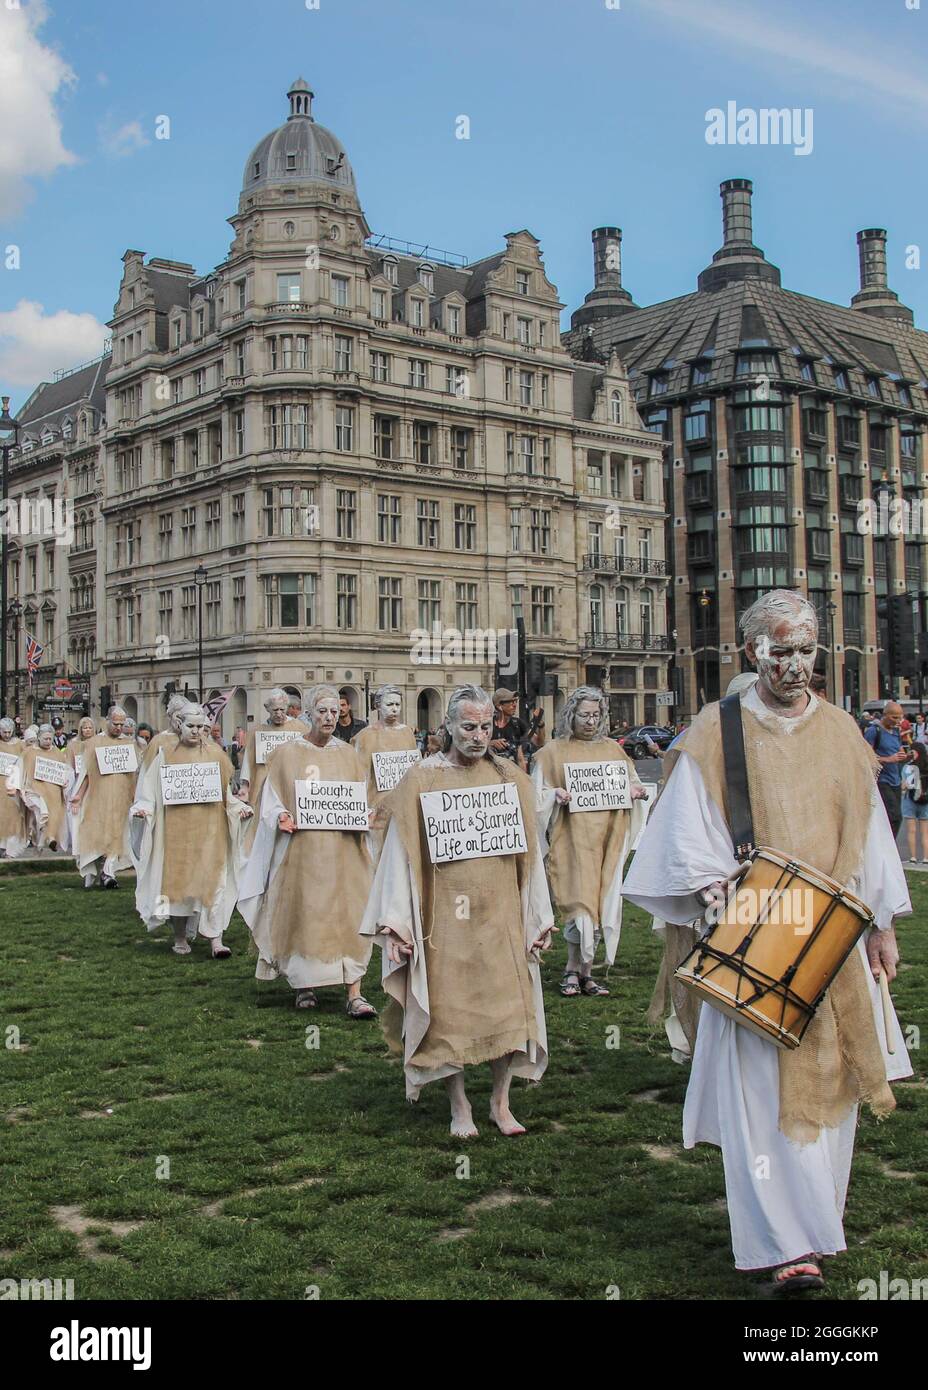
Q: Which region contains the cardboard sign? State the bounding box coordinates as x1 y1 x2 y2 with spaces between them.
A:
0 750 20 779
95 743 138 776
420 782 527 864
34 756 71 788
564 759 632 812
255 729 304 765
372 748 421 792
294 779 369 831
160 761 223 805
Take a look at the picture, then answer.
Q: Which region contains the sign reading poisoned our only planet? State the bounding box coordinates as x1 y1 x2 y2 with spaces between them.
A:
294 779 369 831
372 748 421 791
160 761 223 805
564 759 632 812
95 743 138 775
419 783 527 863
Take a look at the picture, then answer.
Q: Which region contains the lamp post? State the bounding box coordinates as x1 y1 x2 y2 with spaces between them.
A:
7 600 22 720
698 588 711 711
194 564 207 702
0 396 20 716
827 600 838 706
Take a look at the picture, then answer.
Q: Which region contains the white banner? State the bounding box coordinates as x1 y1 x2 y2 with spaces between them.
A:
160 761 223 805
564 759 632 812
95 743 138 776
419 782 527 863
372 748 421 792
0 751 20 778
34 756 71 787
294 779 369 831
255 729 304 765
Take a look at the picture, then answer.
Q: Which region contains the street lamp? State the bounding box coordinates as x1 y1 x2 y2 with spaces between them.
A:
698 589 711 711
827 600 838 706
194 564 207 702
7 599 22 720
0 396 20 716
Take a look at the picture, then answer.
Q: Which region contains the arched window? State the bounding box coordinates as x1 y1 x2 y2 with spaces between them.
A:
615 586 629 637
589 584 604 636
639 587 653 642
382 256 398 286
611 391 622 425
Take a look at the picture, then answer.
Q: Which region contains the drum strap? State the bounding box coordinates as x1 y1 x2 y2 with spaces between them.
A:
719 694 755 861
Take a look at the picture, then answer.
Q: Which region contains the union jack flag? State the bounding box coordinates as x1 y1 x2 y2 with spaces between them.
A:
24 632 43 687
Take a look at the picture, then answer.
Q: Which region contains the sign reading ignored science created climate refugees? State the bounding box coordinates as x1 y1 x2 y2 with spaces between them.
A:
294 779 369 831
0 751 20 778
420 782 527 864
95 743 138 776
255 729 304 765
160 761 223 806
372 748 421 792
564 759 632 812
34 756 71 787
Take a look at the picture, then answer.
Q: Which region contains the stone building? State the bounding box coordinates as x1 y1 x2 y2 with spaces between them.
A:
565 179 928 714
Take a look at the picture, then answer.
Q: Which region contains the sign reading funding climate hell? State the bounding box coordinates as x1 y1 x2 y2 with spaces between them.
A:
34 756 71 788
95 743 139 776
294 779 369 831
160 761 223 806
0 751 20 778
372 748 421 792
564 759 632 812
255 729 304 765
420 782 527 864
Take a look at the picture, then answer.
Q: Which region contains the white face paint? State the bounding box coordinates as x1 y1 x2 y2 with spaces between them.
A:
179 712 209 747
448 701 494 763
266 697 288 727
309 697 338 742
573 699 602 741
38 730 54 749
107 712 127 737
380 692 402 725
749 616 817 707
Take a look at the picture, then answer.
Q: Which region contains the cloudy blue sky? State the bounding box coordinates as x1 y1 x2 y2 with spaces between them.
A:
1 0 926 405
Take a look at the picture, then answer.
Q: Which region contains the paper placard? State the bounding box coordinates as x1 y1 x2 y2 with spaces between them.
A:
372 748 421 792
74 754 85 780
0 751 20 778
160 761 222 805
95 743 138 776
294 779 369 831
420 782 527 863
564 759 632 812
34 756 71 787
255 729 304 765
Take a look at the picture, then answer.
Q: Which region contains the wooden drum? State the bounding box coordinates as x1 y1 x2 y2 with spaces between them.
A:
674 847 874 1050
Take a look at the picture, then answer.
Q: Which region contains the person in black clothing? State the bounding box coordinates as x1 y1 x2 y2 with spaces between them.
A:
333 695 368 744
490 689 526 760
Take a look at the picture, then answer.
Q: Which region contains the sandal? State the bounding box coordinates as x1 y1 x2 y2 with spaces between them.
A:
771 1256 824 1295
171 941 192 956
580 975 610 997
560 970 581 997
346 995 377 1020
295 989 317 1009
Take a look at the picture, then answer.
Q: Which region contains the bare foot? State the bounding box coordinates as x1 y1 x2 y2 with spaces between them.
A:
211 940 231 958
450 1106 478 1139
490 1102 526 1136
171 941 192 956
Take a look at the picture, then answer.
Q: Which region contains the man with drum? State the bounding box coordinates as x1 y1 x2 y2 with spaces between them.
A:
625 590 910 1294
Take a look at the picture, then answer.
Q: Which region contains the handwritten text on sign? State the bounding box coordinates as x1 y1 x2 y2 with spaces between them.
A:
420 783 527 863
564 760 632 812
95 743 138 776
0 751 20 778
255 730 304 765
34 756 71 787
160 762 222 805
294 779 369 831
372 748 421 792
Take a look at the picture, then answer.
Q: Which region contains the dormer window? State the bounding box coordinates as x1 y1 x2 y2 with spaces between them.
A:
253 161 260 178
867 375 882 399
383 257 398 286
611 391 623 425
410 298 425 328
172 320 182 348
62 418 73 439
286 153 297 170
516 270 530 296
194 309 205 338
418 265 434 293
448 305 461 335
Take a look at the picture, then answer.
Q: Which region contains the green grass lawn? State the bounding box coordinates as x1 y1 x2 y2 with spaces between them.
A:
1 868 926 1301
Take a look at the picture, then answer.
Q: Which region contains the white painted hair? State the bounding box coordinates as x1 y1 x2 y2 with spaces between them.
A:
264 686 290 711
304 683 339 713
37 723 55 737
0 718 14 735
106 704 128 720
373 684 402 710
740 589 818 645
440 685 493 751
23 726 38 743
556 685 609 740
166 694 187 718
179 703 207 723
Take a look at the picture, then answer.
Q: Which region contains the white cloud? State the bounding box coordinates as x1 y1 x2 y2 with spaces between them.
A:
98 118 150 159
647 0 928 116
0 300 109 390
0 1 79 218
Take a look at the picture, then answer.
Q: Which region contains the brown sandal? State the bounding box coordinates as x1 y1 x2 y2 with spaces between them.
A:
295 989 317 1009
580 976 610 997
346 995 377 1019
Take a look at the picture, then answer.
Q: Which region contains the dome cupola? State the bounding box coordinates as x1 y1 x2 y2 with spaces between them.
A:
241 79 357 200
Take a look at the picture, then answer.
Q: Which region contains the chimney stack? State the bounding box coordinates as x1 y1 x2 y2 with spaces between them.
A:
592 227 622 291
698 178 780 292
720 178 754 248
851 228 912 322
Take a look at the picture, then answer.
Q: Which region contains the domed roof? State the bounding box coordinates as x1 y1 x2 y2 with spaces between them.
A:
242 79 356 197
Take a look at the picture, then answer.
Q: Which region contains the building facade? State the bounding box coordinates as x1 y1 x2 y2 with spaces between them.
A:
565 179 928 715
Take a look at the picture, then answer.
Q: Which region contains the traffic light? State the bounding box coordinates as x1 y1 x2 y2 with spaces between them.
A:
98 684 112 714
524 653 559 701
886 594 916 678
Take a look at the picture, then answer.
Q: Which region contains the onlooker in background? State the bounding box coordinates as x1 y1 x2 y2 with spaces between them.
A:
333 695 367 744
50 716 68 749
914 712 928 744
136 722 154 749
489 688 526 761
286 698 302 722
902 742 928 864
865 701 907 842
809 672 828 699
210 723 226 749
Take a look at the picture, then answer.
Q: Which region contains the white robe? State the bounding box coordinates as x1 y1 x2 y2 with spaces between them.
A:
624 690 912 1271
5 754 74 854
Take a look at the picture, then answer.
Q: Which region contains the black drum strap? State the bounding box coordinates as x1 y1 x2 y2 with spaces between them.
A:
719 694 755 861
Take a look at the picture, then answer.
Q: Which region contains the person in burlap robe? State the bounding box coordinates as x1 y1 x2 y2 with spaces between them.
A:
140 695 189 771
0 717 26 858
238 687 306 851
8 723 73 854
351 684 419 853
238 684 377 1017
532 685 648 998
69 705 138 888
360 684 554 1139
625 590 910 1293
131 703 252 958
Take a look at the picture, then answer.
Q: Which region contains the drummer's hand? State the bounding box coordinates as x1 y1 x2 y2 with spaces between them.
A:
699 880 727 916
867 926 899 984
554 788 571 805
382 926 413 964
277 811 296 834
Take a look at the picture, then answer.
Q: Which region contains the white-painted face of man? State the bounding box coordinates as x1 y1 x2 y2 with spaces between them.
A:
574 698 602 741
310 696 339 741
179 711 209 747
107 711 127 737
38 728 54 750
266 696 288 728
449 700 494 762
380 692 402 725
747 615 817 707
